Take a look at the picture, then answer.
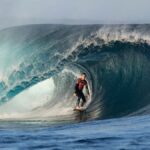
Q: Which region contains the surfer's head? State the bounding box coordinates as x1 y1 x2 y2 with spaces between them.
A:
80 73 86 80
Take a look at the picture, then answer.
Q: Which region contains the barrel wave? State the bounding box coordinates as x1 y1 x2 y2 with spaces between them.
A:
0 24 150 122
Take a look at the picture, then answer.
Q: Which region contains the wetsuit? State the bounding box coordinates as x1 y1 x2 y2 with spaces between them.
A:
75 78 87 107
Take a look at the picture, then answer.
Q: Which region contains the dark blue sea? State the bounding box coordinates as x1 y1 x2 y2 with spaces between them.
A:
0 115 150 149
0 24 150 149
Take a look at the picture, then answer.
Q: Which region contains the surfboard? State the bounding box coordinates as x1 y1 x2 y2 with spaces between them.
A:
73 107 86 111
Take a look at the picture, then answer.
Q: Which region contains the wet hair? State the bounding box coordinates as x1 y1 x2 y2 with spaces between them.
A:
81 73 86 76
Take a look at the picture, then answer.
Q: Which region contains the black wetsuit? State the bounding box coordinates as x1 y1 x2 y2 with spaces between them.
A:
75 78 87 107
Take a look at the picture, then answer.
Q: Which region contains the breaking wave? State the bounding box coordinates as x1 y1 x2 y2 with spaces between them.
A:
0 24 150 122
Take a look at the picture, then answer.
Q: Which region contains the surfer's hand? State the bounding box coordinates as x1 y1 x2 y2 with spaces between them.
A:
73 93 76 96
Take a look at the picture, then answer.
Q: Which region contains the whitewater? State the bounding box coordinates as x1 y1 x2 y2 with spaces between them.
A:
0 24 150 149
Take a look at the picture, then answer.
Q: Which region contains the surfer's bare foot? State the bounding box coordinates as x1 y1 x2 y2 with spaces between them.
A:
76 106 80 109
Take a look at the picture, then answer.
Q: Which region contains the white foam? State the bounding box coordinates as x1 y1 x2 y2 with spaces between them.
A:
0 78 55 119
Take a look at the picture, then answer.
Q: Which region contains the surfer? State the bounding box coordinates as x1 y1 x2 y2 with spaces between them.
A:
74 73 90 109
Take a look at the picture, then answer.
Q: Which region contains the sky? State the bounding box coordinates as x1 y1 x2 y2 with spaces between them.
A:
0 0 150 29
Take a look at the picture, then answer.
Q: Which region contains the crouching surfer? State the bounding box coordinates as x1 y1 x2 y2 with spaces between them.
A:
74 73 90 109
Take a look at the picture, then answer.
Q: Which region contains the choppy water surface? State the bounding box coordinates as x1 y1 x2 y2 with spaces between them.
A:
0 115 150 149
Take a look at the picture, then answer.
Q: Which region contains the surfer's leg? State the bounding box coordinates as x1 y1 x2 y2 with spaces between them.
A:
75 91 81 107
81 92 86 107
76 97 80 107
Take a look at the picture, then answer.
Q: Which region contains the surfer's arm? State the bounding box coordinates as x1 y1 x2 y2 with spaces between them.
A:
86 83 90 96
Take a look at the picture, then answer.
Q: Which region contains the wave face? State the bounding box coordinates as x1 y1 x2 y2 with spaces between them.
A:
0 24 150 121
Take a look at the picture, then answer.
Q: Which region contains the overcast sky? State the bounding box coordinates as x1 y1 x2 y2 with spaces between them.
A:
0 0 150 29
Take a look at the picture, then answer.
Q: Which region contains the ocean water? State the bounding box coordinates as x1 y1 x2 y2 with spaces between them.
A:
0 24 150 149
0 115 150 149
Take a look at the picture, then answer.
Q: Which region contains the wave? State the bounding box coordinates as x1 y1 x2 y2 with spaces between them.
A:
0 24 150 122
